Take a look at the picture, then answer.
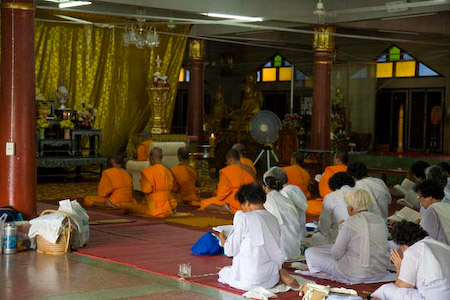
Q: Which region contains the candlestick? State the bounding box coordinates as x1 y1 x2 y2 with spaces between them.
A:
209 133 216 158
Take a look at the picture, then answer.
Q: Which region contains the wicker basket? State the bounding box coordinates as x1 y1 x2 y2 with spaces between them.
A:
36 209 72 255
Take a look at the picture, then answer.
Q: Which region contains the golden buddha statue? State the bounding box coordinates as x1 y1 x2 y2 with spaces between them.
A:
205 86 229 130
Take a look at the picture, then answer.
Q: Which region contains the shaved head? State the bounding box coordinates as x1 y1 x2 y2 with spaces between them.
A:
177 147 189 161
150 147 163 162
292 152 304 165
232 143 245 156
226 149 240 162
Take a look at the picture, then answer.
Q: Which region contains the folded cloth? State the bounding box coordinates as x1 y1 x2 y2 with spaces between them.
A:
28 213 66 244
242 275 313 299
295 270 397 285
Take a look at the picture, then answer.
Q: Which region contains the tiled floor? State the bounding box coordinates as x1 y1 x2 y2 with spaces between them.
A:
0 252 242 300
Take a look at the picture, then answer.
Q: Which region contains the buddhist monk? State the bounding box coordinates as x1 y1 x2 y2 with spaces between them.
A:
136 131 153 161
232 143 257 177
122 147 178 218
306 150 348 216
200 149 255 213
282 151 311 198
171 147 200 206
84 154 135 208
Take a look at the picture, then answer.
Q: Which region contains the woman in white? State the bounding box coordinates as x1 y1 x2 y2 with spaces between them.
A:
310 172 354 247
305 189 390 283
263 168 302 260
218 183 299 291
415 179 450 245
372 221 450 300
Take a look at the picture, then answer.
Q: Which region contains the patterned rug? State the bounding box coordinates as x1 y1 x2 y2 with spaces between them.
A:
164 216 233 227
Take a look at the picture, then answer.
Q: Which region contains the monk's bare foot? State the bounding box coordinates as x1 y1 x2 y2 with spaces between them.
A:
280 269 299 290
105 200 120 209
222 203 233 214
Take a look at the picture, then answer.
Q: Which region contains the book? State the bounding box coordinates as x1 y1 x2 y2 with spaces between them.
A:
394 178 416 196
388 206 421 223
396 189 419 209
212 225 233 236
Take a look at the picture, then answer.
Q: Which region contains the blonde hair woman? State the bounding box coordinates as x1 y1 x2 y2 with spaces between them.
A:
305 189 390 283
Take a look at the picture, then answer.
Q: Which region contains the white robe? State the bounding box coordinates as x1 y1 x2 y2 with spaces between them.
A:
310 185 351 247
218 210 285 291
372 237 450 300
355 177 391 220
420 202 450 245
280 184 307 242
264 190 302 260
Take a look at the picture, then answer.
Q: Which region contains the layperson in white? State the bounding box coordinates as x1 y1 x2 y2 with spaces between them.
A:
262 167 302 260
310 172 354 247
414 179 450 245
425 165 450 204
347 162 391 219
372 221 450 300
218 183 299 291
305 189 390 283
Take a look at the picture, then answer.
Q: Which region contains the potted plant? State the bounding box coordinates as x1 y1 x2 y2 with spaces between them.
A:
36 117 50 140
60 119 75 140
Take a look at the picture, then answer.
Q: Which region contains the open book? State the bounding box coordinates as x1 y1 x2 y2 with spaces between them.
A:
397 189 419 209
394 178 416 196
388 206 421 223
212 225 233 237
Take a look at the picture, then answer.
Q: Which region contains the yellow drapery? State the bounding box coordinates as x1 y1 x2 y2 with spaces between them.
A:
34 22 190 157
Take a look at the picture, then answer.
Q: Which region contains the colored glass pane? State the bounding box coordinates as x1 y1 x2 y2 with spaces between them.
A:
403 53 414 60
377 53 386 62
296 70 306 81
283 61 292 66
351 67 368 79
256 70 261 82
274 55 282 67
389 46 400 61
395 61 416 77
376 63 393 78
178 68 185 82
185 69 190 82
264 61 272 67
279 67 292 81
262 68 276 82
418 63 439 77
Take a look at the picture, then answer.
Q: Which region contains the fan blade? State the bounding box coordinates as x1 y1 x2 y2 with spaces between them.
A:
53 14 93 24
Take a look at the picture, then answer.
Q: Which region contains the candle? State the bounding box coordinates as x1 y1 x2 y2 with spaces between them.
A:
209 133 216 147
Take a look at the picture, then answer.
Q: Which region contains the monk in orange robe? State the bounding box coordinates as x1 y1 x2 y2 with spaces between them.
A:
283 151 311 198
171 147 200 206
232 143 257 177
200 149 255 213
136 132 153 161
122 147 178 218
306 150 348 216
84 154 135 208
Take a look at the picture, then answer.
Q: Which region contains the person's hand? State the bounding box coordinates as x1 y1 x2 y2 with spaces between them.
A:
391 248 403 274
219 230 227 245
339 219 345 224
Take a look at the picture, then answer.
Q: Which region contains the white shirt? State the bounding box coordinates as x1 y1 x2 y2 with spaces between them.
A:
421 202 450 245
264 190 302 260
280 184 307 241
355 177 391 219
219 210 285 291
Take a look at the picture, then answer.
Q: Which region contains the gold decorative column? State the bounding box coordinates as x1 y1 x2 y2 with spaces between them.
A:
311 25 335 151
397 105 404 153
187 39 205 143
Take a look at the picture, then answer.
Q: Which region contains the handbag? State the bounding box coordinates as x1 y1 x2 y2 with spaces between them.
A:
191 232 224 256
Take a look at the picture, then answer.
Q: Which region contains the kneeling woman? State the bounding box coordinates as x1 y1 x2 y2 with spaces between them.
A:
305 189 389 283
218 183 299 291
372 221 450 300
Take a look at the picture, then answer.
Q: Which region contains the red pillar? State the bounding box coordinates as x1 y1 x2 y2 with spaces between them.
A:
310 25 335 151
0 0 36 218
187 39 205 144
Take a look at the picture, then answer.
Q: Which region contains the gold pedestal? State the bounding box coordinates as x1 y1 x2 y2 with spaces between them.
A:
145 87 171 134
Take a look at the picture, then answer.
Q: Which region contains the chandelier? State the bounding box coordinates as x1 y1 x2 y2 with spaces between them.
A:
122 24 160 49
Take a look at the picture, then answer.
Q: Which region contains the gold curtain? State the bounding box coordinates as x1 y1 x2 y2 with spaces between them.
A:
35 22 190 157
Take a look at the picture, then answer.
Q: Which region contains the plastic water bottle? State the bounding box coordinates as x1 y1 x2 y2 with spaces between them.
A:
3 223 17 254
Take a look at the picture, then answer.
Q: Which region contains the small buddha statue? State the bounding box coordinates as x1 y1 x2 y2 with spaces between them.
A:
205 86 229 130
230 73 263 129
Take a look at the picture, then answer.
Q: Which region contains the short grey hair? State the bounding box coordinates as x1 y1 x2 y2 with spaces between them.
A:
344 189 371 212
263 167 288 185
425 165 447 188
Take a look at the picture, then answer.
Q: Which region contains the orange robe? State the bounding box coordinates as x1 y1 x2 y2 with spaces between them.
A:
200 164 255 213
136 139 153 161
240 157 256 174
283 165 311 199
307 164 348 216
122 164 177 218
84 168 135 207
171 163 200 204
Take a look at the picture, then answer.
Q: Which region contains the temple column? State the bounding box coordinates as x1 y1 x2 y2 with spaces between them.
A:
310 25 335 151
0 0 36 218
187 39 205 144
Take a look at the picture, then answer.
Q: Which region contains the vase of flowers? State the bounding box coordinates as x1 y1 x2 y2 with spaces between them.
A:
60 119 75 140
36 117 50 140
76 102 97 129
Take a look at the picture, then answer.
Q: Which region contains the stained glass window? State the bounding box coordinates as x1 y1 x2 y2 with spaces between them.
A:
178 68 190 82
179 68 185 82
258 54 300 82
262 68 276 82
395 61 416 77
377 63 393 78
418 63 439 76
389 46 401 61
274 55 282 67
279 67 292 81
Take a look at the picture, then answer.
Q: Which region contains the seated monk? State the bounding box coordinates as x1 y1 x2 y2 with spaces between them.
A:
136 131 153 161
84 154 135 208
122 147 177 218
282 151 311 199
171 147 200 206
307 150 348 216
200 149 255 213
232 143 257 176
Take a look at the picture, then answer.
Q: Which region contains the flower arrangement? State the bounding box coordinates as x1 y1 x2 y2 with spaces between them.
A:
282 113 305 134
60 119 75 130
36 117 50 129
77 102 97 128
331 88 348 150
